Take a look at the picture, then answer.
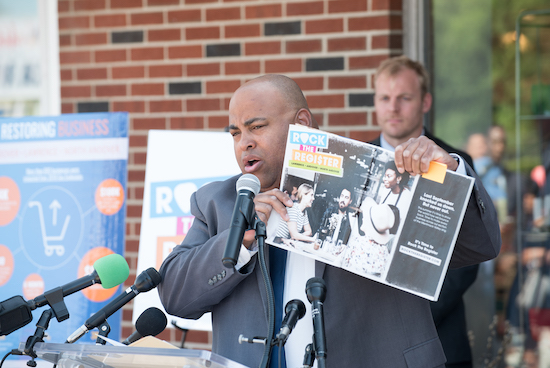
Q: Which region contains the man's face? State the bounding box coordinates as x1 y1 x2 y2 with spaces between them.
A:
228 82 296 192
374 68 432 147
338 189 352 210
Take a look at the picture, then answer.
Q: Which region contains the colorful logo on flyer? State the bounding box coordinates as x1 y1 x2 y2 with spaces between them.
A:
289 149 343 177
289 130 329 148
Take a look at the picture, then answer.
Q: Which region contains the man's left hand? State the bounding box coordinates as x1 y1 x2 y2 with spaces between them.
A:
394 136 458 176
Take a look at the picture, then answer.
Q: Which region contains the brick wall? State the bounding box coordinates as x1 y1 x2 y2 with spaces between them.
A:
57 0 403 349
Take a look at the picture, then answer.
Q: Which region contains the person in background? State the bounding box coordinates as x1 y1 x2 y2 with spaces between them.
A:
371 55 483 368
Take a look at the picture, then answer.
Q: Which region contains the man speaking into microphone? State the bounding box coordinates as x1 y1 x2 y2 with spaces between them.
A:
158 74 501 368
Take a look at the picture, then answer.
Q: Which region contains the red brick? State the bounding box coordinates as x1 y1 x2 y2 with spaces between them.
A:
61 86 91 98
134 188 144 201
75 32 108 46
131 83 165 95
150 100 183 112
170 116 204 130
225 60 260 75
133 153 147 167
58 1 70 12
313 112 324 126
149 64 183 78
59 34 72 47
349 15 402 31
127 171 146 184
206 7 241 21
286 39 321 54
328 37 366 52
208 115 229 129
187 62 220 76
133 117 166 130
111 0 143 8
225 24 260 38
96 84 127 97
94 14 127 28
148 28 182 42
186 26 220 40
293 77 323 91
168 45 203 59
372 34 403 49
265 58 302 73
307 94 345 109
245 4 282 19
206 80 241 94
168 9 202 23
305 18 343 34
113 66 145 79
328 0 367 13
287 1 324 16
329 112 367 126
186 330 209 343
60 69 73 81
59 16 90 30
372 0 402 11
77 67 108 80
223 97 231 110
148 0 179 5
74 0 106 11
60 51 91 64
61 103 74 113
131 12 164 25
329 75 367 89
131 47 164 61
185 0 216 4
113 101 145 112
245 41 280 56
349 55 388 70
95 49 127 63
186 98 221 112
350 129 380 143
129 135 148 147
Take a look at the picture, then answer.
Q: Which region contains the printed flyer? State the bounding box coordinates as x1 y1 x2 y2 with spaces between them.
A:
266 125 474 301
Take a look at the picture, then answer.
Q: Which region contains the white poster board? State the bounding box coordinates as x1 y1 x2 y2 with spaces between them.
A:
134 130 240 331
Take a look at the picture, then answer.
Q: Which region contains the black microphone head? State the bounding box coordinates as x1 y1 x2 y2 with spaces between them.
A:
236 174 261 195
285 299 306 319
305 277 327 303
135 307 168 337
134 268 162 293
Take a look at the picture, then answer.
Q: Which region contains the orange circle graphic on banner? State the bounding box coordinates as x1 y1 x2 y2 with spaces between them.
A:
0 244 14 286
23 273 45 300
0 177 21 226
95 179 124 216
79 247 120 302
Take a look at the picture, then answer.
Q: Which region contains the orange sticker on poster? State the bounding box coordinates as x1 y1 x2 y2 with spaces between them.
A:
156 236 184 271
95 179 124 215
0 244 14 286
0 177 21 226
79 247 120 302
23 273 45 300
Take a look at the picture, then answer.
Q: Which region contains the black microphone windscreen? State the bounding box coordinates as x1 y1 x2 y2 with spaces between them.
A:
135 307 168 337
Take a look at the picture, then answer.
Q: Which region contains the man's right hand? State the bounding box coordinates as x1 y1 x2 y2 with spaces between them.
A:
242 189 294 248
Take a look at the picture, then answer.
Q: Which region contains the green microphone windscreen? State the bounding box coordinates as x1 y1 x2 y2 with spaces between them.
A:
94 254 130 289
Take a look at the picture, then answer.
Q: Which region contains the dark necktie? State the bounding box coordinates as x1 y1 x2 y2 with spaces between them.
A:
269 245 287 368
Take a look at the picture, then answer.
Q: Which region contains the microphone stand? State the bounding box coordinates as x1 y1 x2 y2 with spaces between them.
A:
24 309 54 367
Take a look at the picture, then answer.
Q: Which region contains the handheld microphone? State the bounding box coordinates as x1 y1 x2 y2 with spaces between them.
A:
222 174 261 268
66 267 162 344
306 277 327 366
0 254 129 336
122 307 167 345
276 299 306 345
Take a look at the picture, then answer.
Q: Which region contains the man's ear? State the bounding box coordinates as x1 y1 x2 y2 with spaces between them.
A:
295 108 318 129
422 92 432 114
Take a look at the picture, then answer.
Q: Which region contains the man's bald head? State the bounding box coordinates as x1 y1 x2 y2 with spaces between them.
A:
237 74 318 128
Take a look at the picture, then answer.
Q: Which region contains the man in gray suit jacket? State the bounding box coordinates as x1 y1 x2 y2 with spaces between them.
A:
158 74 501 368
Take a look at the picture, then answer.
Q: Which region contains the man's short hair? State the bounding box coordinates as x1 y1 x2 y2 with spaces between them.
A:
375 55 430 98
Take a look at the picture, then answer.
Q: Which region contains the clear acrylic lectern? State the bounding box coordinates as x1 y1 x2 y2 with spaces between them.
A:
21 342 250 368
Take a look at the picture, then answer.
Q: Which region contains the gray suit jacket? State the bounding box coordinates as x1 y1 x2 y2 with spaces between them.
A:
159 162 500 367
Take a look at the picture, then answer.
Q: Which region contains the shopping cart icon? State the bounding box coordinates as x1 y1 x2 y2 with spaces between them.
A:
28 200 70 256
